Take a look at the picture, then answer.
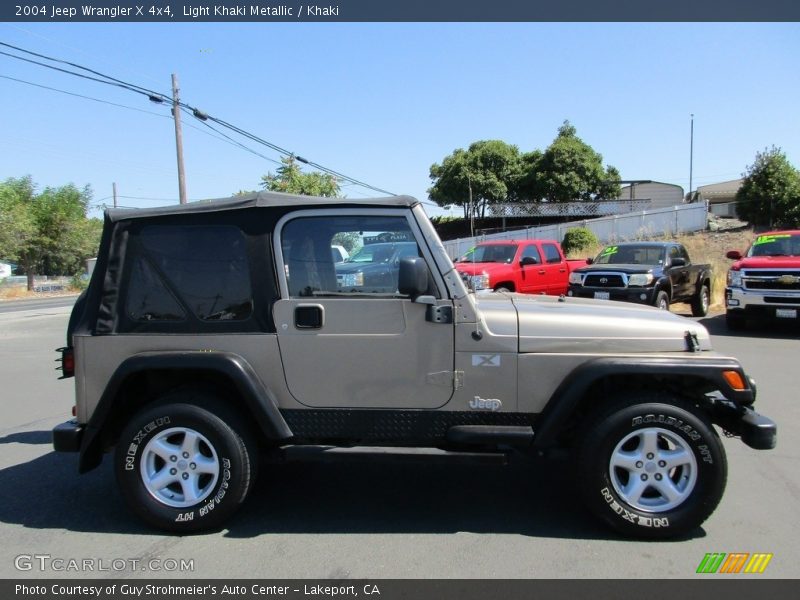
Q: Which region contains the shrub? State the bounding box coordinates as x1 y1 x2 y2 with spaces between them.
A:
562 227 598 255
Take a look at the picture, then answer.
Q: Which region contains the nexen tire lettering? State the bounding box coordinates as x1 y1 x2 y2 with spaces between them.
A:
601 487 670 528
632 414 701 441
124 417 171 471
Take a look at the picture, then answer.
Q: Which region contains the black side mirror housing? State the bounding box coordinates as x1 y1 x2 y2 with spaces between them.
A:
670 257 687 267
398 257 429 298
520 256 538 267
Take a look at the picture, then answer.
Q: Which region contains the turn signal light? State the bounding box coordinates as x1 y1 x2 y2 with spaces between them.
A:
722 370 746 391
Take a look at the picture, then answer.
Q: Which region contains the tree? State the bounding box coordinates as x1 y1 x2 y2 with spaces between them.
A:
0 176 100 290
428 140 522 220
735 147 800 228
536 121 621 203
261 156 341 197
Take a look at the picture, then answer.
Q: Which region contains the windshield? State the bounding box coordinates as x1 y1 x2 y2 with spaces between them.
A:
594 245 665 265
747 233 800 257
460 244 518 264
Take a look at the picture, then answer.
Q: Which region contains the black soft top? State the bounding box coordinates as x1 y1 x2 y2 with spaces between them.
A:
106 191 419 222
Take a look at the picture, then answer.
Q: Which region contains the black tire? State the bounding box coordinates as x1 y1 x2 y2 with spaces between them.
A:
726 311 746 331
576 395 727 539
654 290 670 311
691 284 710 317
494 285 513 293
114 394 257 533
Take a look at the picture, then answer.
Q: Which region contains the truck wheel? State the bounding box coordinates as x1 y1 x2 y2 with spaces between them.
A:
691 284 710 317
726 311 745 330
576 395 727 539
114 396 257 533
494 284 513 293
654 290 670 311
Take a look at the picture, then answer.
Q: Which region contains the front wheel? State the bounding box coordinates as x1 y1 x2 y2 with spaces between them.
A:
654 290 670 311
576 396 727 539
114 397 257 532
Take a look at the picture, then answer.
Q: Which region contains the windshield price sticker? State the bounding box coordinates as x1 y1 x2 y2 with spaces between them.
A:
755 234 791 245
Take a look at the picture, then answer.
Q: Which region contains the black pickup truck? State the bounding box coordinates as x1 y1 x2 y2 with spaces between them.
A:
567 241 712 316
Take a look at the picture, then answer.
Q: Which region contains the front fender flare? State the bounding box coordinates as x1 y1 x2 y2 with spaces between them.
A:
532 356 754 448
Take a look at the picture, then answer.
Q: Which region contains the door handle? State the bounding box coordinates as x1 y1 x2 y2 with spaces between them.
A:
538 269 546 275
295 305 324 329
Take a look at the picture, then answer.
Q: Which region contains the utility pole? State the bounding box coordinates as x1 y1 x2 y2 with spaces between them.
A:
172 73 187 204
112 182 118 208
689 113 694 201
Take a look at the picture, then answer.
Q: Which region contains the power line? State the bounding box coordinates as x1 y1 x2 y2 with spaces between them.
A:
0 73 169 117
0 41 404 198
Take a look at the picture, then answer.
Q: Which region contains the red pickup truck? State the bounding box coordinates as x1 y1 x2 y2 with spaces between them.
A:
725 229 800 329
454 239 586 295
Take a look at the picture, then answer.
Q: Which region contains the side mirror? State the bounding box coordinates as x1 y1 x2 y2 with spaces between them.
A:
670 257 687 267
726 250 743 260
520 256 539 267
398 257 429 298
586 257 594 265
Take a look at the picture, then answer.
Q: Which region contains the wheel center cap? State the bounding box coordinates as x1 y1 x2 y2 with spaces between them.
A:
645 462 657 473
177 460 188 470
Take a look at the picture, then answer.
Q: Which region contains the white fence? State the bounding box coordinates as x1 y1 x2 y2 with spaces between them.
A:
441 203 708 259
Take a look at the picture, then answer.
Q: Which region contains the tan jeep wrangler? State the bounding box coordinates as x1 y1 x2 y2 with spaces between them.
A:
55 192 776 537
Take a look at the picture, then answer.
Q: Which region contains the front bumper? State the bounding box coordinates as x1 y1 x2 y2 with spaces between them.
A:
53 420 83 452
726 286 800 321
568 285 658 305
709 400 777 450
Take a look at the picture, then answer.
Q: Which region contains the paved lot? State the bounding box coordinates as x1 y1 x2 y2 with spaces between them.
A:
0 301 797 579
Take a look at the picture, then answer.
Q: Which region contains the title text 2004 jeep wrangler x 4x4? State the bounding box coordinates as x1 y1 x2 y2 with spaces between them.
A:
54 193 776 537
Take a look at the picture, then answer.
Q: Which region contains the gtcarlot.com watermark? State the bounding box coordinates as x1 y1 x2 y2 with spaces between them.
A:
14 554 194 573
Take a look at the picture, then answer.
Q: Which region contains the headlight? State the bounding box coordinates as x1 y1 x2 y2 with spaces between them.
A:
342 272 364 287
628 273 654 286
727 269 742 287
469 273 490 291
569 272 584 285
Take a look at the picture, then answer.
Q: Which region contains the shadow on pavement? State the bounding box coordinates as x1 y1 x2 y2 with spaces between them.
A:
699 313 800 339
0 431 52 445
0 445 707 542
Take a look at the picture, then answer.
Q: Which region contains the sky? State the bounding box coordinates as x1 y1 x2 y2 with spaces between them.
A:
1 22 799 218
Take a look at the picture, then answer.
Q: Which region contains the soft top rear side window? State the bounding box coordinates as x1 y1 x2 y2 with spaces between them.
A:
127 225 253 322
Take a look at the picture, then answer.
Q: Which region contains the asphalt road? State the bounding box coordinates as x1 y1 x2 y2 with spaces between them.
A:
0 300 797 579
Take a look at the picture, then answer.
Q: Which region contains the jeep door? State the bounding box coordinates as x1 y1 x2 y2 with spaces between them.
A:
273 211 456 409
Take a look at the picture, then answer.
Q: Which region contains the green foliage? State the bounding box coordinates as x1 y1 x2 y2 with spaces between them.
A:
428 140 522 219
0 176 101 290
562 227 599 255
332 231 360 252
428 122 620 217
261 156 341 197
537 121 621 202
735 147 800 228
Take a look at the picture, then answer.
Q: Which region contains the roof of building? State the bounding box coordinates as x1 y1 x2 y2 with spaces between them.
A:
695 178 744 201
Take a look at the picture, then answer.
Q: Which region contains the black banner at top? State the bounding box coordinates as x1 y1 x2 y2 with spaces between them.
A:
3 0 800 22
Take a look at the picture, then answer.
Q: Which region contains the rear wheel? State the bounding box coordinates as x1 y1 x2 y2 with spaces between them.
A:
576 395 727 539
691 284 710 317
114 393 258 532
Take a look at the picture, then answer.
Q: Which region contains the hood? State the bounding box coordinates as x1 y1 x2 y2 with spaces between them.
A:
732 256 800 270
574 264 656 275
335 261 390 274
475 293 711 354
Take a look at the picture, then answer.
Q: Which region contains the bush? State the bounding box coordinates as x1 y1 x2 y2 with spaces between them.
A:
69 273 90 292
562 227 598 255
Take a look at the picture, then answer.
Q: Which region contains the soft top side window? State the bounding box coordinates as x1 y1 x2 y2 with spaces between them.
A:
127 225 253 322
280 215 431 298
